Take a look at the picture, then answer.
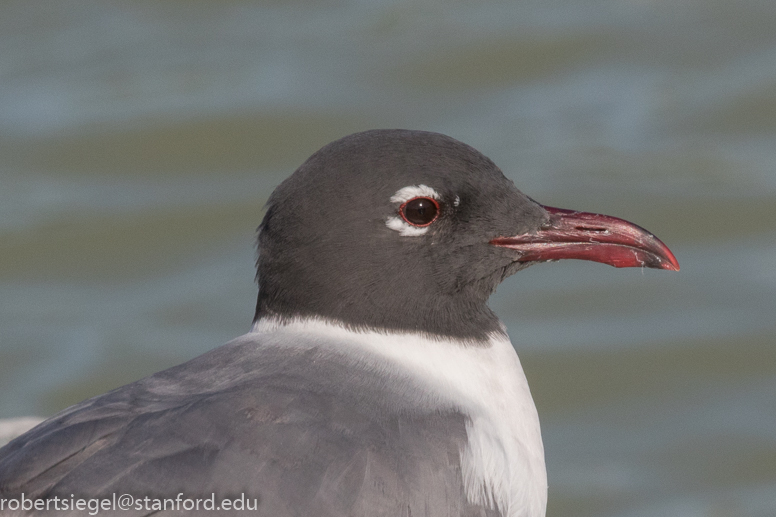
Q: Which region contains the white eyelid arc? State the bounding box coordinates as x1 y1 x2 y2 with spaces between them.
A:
386 216 430 236
390 184 440 204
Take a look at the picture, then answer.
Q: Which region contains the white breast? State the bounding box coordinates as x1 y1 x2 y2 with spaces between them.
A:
251 318 548 517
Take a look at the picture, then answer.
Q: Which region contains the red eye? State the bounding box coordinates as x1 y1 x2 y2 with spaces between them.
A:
400 197 439 227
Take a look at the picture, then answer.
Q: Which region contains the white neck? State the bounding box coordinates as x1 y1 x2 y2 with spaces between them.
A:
250 317 547 517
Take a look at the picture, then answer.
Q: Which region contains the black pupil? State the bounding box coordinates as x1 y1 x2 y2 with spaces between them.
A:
403 197 438 226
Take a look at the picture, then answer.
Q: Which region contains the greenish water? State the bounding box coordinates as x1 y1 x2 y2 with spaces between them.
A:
1 1 775 516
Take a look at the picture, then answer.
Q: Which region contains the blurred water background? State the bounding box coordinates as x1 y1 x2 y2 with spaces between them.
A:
1 1 775 515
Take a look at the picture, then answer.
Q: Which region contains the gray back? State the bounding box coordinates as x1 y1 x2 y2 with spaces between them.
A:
0 333 502 517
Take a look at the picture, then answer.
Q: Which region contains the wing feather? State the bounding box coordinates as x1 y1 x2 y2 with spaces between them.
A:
0 336 501 517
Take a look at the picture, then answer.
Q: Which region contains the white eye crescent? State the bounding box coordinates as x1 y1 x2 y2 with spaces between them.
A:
390 184 440 204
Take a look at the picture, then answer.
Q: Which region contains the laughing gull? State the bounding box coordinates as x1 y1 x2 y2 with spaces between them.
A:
0 130 678 516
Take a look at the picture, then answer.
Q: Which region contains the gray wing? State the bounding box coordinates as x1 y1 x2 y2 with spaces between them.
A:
0 335 500 517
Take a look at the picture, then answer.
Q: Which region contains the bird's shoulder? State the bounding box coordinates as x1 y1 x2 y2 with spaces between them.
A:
0 332 497 516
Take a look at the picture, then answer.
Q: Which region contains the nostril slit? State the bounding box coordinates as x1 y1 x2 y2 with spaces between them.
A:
576 226 608 233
